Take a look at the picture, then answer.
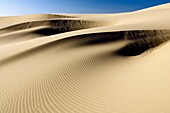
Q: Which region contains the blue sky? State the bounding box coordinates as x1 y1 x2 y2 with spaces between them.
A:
0 0 169 16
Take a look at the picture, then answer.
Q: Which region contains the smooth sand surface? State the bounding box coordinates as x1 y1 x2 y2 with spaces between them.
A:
0 3 170 113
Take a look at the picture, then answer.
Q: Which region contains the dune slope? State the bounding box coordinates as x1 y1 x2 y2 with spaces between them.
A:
0 3 170 113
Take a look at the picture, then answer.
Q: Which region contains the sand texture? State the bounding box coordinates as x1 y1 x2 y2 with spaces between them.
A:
0 3 170 113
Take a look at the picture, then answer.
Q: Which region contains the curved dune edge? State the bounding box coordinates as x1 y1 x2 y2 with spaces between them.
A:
1 3 170 113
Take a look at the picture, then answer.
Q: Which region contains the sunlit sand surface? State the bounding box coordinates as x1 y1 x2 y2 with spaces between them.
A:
0 3 170 113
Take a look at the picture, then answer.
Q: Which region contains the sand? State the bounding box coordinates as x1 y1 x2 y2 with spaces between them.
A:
0 3 170 113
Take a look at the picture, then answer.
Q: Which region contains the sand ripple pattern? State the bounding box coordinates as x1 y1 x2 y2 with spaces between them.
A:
1 7 170 113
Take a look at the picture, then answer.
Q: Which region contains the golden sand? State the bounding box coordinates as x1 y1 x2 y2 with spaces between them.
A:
0 3 170 113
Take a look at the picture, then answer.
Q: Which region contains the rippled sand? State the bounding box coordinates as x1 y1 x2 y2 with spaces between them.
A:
0 3 170 113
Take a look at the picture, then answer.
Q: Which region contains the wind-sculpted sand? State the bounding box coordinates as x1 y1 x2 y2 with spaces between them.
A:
1 3 170 113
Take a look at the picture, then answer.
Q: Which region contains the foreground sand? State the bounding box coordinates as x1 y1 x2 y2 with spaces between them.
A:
0 3 170 113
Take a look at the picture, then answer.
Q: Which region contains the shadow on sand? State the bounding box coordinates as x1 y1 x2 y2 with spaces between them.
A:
0 30 170 66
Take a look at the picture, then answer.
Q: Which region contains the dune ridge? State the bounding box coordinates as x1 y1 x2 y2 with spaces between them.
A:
0 3 170 113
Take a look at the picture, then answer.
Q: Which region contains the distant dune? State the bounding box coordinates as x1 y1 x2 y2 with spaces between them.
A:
0 3 170 113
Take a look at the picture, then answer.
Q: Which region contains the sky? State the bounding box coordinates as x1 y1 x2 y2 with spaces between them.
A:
0 0 169 16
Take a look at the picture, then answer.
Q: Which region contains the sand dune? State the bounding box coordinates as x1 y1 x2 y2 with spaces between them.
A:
0 3 170 113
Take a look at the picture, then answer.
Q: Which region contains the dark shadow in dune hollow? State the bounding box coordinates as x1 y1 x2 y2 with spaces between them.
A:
0 30 170 66
68 30 170 56
0 19 100 34
116 42 151 56
33 28 68 36
79 32 124 45
116 30 170 56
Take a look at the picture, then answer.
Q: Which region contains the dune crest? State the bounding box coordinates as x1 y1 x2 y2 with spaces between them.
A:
0 3 170 113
